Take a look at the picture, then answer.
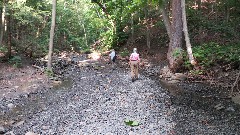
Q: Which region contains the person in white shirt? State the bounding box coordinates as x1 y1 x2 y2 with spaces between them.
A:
109 49 116 64
129 48 140 82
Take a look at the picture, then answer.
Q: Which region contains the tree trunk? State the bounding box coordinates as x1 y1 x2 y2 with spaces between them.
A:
167 0 183 72
181 0 197 66
131 13 134 40
0 0 5 47
82 23 88 47
144 5 150 49
7 8 11 58
161 0 172 40
225 3 230 22
92 0 110 17
197 0 201 10
47 0 56 71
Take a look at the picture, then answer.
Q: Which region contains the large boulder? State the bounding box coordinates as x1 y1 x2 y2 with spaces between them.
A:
172 73 187 81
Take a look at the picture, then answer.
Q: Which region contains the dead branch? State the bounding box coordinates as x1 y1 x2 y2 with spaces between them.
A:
32 65 45 72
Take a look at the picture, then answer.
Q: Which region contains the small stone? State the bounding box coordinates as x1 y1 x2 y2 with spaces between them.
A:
168 80 180 84
174 73 187 81
13 120 24 127
7 103 15 109
42 126 50 130
4 131 15 135
214 103 225 110
232 95 240 105
128 131 139 135
105 132 114 135
25 131 38 135
226 106 235 112
0 126 6 134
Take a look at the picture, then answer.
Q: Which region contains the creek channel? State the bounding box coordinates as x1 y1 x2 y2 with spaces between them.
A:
1 66 240 134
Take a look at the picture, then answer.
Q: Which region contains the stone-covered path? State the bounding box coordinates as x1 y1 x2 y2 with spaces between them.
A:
7 61 174 134
1 58 240 135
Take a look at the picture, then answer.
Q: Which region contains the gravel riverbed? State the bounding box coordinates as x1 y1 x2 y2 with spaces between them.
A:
0 60 240 135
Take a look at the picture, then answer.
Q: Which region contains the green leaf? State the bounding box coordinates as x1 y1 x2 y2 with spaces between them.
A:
124 119 139 127
131 121 139 126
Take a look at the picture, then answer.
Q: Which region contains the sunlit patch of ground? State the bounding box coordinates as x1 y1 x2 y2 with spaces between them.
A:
0 59 49 99
88 51 101 60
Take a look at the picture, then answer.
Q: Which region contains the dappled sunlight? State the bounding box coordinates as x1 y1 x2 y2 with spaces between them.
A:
0 52 5 57
89 51 101 60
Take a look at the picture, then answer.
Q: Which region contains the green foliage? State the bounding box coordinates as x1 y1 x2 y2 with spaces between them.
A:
45 69 54 77
0 46 8 53
124 119 139 127
192 42 240 68
81 47 92 54
189 69 204 75
173 48 183 59
120 48 129 57
9 56 22 68
187 0 240 45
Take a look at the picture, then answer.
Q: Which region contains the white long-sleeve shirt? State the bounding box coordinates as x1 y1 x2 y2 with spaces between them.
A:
109 51 116 60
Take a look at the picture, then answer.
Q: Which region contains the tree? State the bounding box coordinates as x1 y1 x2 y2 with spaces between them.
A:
7 2 12 58
0 0 5 47
144 3 151 49
47 0 56 71
181 0 197 66
160 0 171 40
167 0 183 72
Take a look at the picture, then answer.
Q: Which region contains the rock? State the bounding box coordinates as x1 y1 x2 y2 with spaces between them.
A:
232 95 240 105
13 120 25 127
214 103 225 110
128 131 139 135
160 66 170 75
164 72 173 78
7 103 15 109
4 131 15 135
42 126 50 130
168 80 180 84
52 80 62 85
105 132 114 135
173 73 187 81
25 131 38 135
0 126 6 134
226 106 235 112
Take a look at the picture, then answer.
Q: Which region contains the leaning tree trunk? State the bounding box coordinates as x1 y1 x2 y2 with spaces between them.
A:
47 0 56 71
167 0 183 72
181 0 197 66
161 0 172 40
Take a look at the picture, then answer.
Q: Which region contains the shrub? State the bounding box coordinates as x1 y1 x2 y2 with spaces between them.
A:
9 56 22 68
185 42 240 69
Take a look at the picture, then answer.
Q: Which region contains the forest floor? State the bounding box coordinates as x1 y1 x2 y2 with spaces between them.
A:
0 48 240 134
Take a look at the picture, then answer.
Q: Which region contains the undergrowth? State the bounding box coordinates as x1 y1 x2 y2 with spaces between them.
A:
184 42 240 71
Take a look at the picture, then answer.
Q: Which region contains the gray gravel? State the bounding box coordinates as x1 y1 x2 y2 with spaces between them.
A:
1 60 240 135
1 63 174 135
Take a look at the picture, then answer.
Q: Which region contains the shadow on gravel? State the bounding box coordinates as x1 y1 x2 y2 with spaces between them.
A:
0 78 73 132
159 79 240 134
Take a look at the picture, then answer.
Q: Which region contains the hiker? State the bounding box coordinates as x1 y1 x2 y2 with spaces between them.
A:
129 48 140 82
109 49 117 65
